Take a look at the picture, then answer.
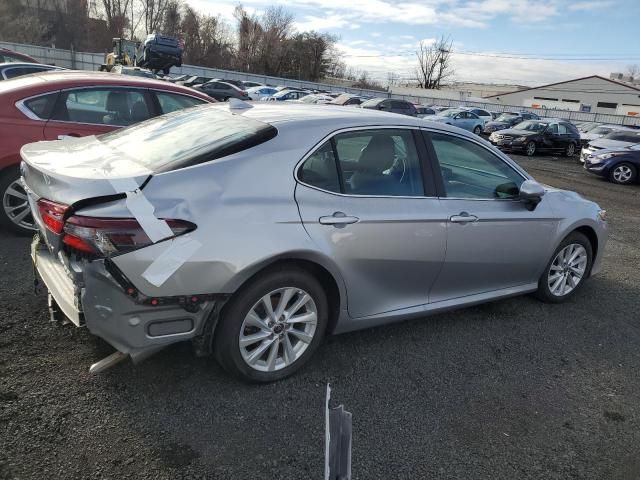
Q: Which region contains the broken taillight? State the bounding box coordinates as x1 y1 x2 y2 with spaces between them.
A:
37 198 69 234
62 216 195 256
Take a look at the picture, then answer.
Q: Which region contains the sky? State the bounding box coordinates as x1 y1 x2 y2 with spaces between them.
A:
188 0 640 86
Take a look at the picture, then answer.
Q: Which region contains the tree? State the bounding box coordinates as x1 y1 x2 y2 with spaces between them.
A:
161 0 181 37
415 35 454 89
140 0 170 35
100 0 131 37
627 64 640 79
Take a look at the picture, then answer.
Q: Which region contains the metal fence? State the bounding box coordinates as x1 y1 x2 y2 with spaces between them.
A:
3 40 640 127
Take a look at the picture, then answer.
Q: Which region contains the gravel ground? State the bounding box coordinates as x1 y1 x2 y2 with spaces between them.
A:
1 153 639 480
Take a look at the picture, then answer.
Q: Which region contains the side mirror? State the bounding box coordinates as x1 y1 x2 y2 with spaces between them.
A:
519 180 545 210
453 114 461 119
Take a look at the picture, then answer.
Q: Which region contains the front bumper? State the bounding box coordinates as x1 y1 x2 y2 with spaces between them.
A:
489 138 527 151
32 238 217 358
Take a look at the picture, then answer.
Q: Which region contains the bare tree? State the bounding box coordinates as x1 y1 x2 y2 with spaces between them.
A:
415 35 454 89
627 64 640 79
140 0 170 35
387 71 400 87
100 0 131 37
161 0 181 37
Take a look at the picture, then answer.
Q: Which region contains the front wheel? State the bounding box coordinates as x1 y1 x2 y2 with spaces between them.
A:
609 162 637 185
0 168 35 235
525 141 537 156
473 125 482 135
535 231 592 303
213 268 328 382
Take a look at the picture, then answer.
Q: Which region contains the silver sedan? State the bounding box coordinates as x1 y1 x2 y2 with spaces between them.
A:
22 103 608 381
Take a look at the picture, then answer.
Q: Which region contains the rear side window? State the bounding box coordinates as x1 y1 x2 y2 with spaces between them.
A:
23 92 59 119
298 141 340 193
97 105 278 172
156 92 205 114
298 129 425 197
51 88 152 126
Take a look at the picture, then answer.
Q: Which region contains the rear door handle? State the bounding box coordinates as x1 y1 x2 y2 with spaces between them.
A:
450 212 478 224
319 212 359 226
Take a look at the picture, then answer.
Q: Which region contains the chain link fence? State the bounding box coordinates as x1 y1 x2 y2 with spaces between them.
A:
3 40 639 127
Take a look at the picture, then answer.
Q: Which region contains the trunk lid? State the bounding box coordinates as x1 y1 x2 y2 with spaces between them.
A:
21 136 152 205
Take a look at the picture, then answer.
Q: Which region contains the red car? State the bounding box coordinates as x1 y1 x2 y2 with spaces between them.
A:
0 70 213 234
0 48 39 64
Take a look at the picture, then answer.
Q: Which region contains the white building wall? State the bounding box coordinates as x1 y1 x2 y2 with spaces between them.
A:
488 76 640 116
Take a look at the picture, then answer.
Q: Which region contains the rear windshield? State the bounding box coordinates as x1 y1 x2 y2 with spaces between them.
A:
603 131 640 143
97 105 277 172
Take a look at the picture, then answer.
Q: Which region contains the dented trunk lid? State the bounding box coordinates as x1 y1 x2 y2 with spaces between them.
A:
20 136 152 206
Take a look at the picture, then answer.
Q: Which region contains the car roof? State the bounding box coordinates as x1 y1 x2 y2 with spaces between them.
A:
213 102 475 135
0 62 55 68
0 70 212 101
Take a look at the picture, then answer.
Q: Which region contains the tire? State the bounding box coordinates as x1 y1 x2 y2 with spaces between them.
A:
0 167 35 236
473 125 482 135
222 96 230 102
535 231 593 303
213 267 328 382
162 67 170 75
563 142 576 157
609 162 637 185
525 141 536 156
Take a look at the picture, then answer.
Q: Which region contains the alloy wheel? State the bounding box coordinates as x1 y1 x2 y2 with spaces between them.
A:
547 243 588 297
526 141 536 156
238 287 318 372
612 165 633 183
566 143 575 156
2 179 34 231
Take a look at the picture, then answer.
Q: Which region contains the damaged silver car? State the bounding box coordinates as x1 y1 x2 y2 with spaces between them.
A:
23 103 608 382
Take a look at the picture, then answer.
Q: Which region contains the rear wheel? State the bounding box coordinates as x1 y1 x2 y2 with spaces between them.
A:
564 142 576 157
214 268 328 382
535 231 592 303
473 125 482 135
609 162 637 185
526 141 536 156
0 168 34 235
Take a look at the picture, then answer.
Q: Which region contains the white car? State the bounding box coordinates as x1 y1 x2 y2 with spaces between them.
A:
246 86 278 101
460 107 493 124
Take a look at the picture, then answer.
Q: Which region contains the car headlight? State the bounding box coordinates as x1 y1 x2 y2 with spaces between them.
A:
595 152 626 160
598 209 607 221
489 133 496 140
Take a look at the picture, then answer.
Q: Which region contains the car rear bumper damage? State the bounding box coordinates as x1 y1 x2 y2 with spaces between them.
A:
32 237 223 372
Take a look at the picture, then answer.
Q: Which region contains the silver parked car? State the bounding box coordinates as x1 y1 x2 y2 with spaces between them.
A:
23 103 608 382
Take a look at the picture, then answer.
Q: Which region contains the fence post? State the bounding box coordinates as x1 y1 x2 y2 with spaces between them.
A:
70 44 76 69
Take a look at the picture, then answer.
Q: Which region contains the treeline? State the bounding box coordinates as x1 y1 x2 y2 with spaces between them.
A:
0 0 348 82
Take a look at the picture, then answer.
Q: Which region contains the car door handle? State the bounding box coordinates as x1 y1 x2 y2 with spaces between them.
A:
58 133 80 140
319 212 359 226
450 212 478 224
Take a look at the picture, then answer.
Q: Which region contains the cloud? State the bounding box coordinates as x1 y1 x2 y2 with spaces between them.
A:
293 14 357 31
567 1 614 11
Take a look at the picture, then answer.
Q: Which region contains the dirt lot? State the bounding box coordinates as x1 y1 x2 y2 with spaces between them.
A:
1 153 639 480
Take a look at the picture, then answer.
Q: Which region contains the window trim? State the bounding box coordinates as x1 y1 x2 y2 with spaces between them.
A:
16 85 206 126
421 129 530 202
294 125 436 199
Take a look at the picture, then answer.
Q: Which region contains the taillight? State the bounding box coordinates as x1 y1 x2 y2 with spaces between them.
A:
37 199 69 234
63 216 195 256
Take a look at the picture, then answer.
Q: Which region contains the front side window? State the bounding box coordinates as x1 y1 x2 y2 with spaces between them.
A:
429 132 524 199
156 92 205 114
52 88 152 126
299 129 424 197
547 124 559 134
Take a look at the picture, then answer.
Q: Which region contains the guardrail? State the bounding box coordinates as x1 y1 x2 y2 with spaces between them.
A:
2 40 639 127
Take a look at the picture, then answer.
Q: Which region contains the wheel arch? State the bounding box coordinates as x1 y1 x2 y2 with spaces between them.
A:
573 225 599 267
220 251 347 335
